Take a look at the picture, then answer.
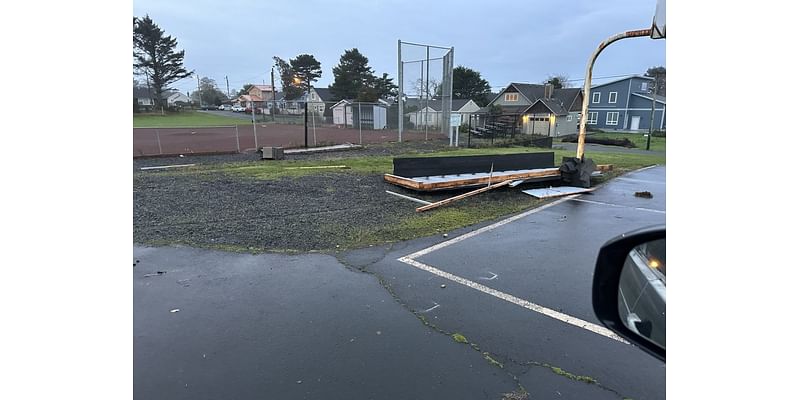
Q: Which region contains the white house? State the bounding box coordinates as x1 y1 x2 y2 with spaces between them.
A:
164 91 190 106
406 99 481 128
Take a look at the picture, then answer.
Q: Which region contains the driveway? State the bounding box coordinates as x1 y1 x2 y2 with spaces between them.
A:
134 166 666 399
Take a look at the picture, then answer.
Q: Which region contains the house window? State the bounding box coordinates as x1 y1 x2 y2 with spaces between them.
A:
592 92 600 103
606 112 619 126
567 115 572 122
608 92 617 104
641 82 649 91
587 112 598 124
504 93 518 102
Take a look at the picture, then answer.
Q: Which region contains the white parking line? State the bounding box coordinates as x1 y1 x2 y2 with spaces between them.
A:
404 195 578 260
396 194 631 343
397 166 663 344
569 198 666 214
398 256 627 343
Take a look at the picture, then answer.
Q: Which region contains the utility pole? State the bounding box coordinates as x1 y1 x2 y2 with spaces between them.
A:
271 67 277 122
225 75 230 99
647 73 661 151
196 74 201 109
304 80 309 148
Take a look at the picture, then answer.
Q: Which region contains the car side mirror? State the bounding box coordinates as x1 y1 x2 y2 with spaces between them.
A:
593 225 666 362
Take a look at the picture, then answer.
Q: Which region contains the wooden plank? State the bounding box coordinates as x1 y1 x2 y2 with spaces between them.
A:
383 174 422 190
283 165 349 170
597 164 613 172
416 180 514 212
140 163 196 171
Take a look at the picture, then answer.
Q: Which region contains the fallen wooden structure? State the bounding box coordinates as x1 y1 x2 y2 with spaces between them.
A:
384 152 612 191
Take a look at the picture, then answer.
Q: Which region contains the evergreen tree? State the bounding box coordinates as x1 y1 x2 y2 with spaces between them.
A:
330 49 374 100
133 15 193 110
453 66 492 106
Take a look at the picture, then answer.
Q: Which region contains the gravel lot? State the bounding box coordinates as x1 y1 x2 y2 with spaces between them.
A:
133 140 541 252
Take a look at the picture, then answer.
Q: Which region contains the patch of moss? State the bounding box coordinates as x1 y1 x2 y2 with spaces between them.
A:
451 333 468 344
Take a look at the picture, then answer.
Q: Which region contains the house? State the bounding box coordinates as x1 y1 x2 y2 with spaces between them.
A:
234 84 277 110
587 75 666 131
331 99 388 129
485 83 583 137
134 87 156 110
163 91 190 107
134 88 190 110
306 87 336 116
406 99 481 128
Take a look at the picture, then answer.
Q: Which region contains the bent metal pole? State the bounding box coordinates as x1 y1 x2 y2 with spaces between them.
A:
577 28 652 160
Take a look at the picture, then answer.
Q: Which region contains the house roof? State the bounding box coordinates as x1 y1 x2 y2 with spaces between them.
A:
253 84 274 92
631 92 666 104
490 83 582 114
312 87 335 102
590 75 653 89
402 98 474 112
133 87 153 99
526 98 570 116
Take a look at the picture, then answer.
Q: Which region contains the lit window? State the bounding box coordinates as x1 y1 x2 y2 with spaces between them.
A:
504 93 518 102
609 92 617 104
592 92 600 103
587 112 598 124
641 82 648 91
606 112 619 125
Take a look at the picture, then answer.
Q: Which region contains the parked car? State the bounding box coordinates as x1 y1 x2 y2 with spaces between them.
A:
218 105 226 110
231 105 245 112
244 107 262 115
223 104 232 111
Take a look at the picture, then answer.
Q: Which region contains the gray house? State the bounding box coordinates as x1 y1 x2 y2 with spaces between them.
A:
486 83 583 137
587 75 666 131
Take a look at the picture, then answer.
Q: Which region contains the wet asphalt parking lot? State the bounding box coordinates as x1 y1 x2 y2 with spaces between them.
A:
134 166 666 399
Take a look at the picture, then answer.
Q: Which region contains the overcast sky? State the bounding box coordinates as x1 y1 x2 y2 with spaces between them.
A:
133 0 665 96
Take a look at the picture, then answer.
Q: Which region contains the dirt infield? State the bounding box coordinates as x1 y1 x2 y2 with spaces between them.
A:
133 123 447 157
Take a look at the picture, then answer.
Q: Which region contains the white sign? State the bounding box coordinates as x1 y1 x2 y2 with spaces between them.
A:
450 114 462 126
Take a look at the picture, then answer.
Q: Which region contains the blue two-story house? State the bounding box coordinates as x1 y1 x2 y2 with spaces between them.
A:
587 75 666 131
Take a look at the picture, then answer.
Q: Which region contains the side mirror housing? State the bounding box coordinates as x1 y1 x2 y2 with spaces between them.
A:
593 225 666 361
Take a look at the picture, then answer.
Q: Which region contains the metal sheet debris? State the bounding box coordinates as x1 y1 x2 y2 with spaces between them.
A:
521 186 595 199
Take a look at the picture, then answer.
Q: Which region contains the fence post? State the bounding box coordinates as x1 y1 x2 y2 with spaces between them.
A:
468 115 472 148
234 125 241 153
358 103 363 145
155 128 162 155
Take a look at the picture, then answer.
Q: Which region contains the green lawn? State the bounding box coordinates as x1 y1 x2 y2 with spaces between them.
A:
587 131 666 152
142 145 665 252
133 111 247 127
167 145 665 183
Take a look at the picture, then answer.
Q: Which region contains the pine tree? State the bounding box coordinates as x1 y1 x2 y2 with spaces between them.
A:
133 15 193 110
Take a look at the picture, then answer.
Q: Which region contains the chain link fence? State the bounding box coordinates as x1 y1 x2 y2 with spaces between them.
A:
133 103 449 157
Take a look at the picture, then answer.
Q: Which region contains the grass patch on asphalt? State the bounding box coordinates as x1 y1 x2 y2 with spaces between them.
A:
134 111 247 127
546 364 598 384
452 333 469 344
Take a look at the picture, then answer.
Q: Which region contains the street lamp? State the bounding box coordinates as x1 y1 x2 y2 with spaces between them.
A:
293 76 309 148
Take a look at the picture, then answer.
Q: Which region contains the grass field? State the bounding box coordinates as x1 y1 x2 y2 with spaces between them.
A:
586 131 666 152
183 146 666 181
146 145 665 251
133 111 247 127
